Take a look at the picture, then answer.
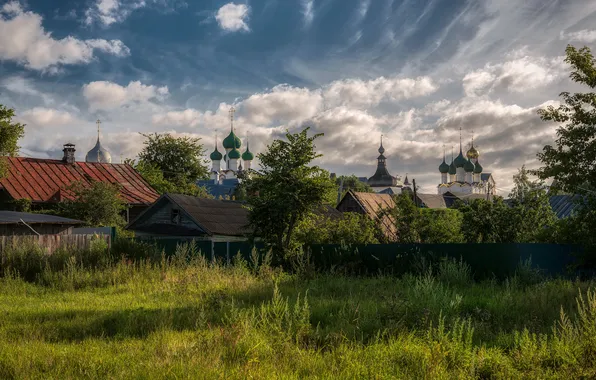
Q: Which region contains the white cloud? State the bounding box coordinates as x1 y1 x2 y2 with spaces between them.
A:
215 3 250 32
462 54 567 96
83 81 169 111
324 76 438 107
85 0 147 26
152 109 202 127
20 107 76 127
301 0 314 27
560 29 596 43
0 2 129 71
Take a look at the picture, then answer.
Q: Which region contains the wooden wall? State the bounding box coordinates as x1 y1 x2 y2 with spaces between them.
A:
0 234 111 255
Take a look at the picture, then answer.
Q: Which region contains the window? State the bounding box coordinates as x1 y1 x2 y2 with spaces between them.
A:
171 209 180 224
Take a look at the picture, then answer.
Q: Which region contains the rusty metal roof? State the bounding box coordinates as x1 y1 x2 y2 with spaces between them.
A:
0 157 159 205
167 193 251 237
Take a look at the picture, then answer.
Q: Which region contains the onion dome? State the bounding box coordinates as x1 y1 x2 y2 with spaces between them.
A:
210 147 223 161
474 159 483 173
448 160 456 175
467 145 479 160
223 130 241 150
439 158 450 173
228 147 241 160
464 158 475 172
454 149 467 168
242 141 254 161
85 137 112 163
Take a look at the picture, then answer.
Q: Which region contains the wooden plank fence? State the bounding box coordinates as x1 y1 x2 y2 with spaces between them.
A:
0 234 111 255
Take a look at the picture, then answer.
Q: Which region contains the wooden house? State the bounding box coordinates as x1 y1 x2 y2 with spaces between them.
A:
336 191 397 241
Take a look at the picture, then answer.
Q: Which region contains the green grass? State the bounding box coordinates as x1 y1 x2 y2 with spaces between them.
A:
0 250 595 379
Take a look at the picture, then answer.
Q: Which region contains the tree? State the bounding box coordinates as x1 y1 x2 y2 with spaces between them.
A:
390 193 422 243
294 212 380 245
509 165 546 202
137 133 209 186
243 128 337 257
59 181 127 227
535 45 596 193
0 105 25 177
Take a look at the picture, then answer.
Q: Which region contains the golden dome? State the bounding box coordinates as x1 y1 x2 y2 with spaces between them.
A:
466 145 479 159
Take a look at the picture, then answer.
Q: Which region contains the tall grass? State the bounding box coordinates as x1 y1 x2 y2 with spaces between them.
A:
0 242 595 378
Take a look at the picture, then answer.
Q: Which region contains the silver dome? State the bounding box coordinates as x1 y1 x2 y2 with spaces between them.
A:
85 138 112 163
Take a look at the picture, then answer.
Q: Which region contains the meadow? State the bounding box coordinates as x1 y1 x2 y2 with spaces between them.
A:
0 240 595 379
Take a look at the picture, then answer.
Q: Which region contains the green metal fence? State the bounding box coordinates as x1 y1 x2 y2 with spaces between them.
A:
130 237 582 279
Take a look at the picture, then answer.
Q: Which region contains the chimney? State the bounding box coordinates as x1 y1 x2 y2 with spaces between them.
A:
62 143 76 164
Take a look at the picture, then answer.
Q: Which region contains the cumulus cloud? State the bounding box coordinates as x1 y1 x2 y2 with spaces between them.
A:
215 3 250 32
85 0 147 26
152 109 202 127
0 2 129 71
20 107 76 127
462 54 567 96
560 29 596 43
324 76 438 107
83 81 169 111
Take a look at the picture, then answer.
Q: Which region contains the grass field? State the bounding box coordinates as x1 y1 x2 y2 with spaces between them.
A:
1 247 596 379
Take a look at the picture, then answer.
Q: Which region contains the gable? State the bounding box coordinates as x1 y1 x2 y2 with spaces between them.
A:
127 196 207 236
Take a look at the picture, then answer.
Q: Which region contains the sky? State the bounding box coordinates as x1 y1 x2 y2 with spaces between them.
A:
1 0 595 194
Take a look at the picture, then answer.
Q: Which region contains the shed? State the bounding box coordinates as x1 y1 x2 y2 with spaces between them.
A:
0 211 83 236
126 193 251 242
336 191 397 241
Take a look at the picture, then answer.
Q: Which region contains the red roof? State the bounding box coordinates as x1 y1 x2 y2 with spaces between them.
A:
0 157 159 205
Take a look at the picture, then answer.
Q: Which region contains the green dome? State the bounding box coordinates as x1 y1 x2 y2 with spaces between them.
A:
448 160 456 175
228 147 241 159
242 150 254 161
223 131 241 149
474 160 483 173
464 158 475 172
210 147 223 161
454 150 467 168
439 159 450 173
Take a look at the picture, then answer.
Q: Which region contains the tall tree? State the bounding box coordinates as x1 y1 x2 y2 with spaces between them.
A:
132 133 210 197
509 165 546 202
137 133 209 185
335 175 374 203
0 105 25 177
536 45 596 193
243 128 336 257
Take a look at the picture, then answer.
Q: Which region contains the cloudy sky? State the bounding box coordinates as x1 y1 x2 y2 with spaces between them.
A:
1 0 595 194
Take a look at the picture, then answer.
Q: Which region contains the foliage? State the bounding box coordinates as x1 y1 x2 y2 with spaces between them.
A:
127 158 211 198
135 133 210 195
389 194 463 243
59 181 127 227
535 45 596 193
294 212 380 245
0 105 26 178
1 249 596 378
335 175 374 203
243 128 337 257
509 164 547 202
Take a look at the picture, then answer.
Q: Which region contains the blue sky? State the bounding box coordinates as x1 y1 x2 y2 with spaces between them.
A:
1 0 596 193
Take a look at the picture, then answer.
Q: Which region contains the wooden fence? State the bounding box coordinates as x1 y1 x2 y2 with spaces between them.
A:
0 234 111 254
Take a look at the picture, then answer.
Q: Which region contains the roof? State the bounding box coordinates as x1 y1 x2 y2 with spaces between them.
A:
375 187 403 195
341 191 397 240
480 173 493 182
129 193 250 237
416 193 447 208
0 211 83 225
549 195 582 219
0 157 159 205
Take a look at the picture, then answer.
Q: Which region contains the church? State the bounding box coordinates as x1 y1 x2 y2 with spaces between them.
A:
364 136 406 195
437 133 496 195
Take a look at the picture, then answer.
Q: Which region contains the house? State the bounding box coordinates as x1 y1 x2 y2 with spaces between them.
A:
549 194 583 219
126 193 251 242
0 144 160 223
0 211 83 235
336 191 397 241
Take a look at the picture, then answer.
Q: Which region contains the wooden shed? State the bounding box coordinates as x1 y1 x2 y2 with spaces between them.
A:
0 211 84 236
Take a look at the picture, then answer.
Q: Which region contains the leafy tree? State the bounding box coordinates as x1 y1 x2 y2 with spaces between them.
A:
0 105 25 177
535 45 596 193
294 212 380 245
417 209 464 243
390 193 422 243
137 133 209 186
244 128 336 257
509 165 546 202
59 181 127 227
